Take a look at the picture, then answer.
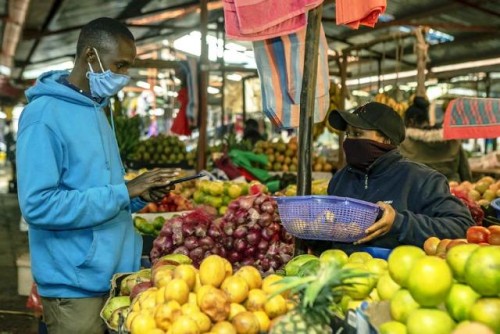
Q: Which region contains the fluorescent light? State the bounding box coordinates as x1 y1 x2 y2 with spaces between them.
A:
0 65 11 76
226 43 246 52
346 69 418 86
207 86 220 94
352 90 370 97
432 58 500 73
227 73 242 81
136 81 150 89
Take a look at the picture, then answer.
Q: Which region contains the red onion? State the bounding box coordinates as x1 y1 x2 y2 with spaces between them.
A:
223 221 235 236
257 239 269 251
195 225 207 238
208 225 222 239
184 236 198 250
254 194 267 206
238 196 255 210
173 246 189 256
269 256 282 270
233 226 248 239
228 201 239 210
261 227 274 241
182 223 196 237
199 236 215 250
247 246 256 257
260 258 271 271
248 208 260 222
223 237 234 250
228 251 242 263
218 247 227 258
189 247 204 263
260 201 274 214
173 230 184 245
160 224 173 236
241 258 256 266
150 248 161 261
234 239 247 252
258 212 272 227
246 230 261 246
267 243 279 256
257 253 266 260
268 222 281 234
280 252 292 264
281 230 294 243
236 211 247 225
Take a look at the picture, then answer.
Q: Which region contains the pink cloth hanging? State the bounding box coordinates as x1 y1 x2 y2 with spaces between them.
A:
223 0 323 41
336 0 386 29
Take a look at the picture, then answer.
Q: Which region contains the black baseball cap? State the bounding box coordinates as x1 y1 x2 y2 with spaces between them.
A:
328 102 406 145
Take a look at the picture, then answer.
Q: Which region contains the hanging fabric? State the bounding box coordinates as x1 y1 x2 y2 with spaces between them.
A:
178 59 199 127
223 0 323 41
443 98 500 140
252 24 330 129
336 0 386 29
171 87 191 136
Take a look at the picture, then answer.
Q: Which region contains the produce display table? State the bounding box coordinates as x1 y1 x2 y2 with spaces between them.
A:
470 167 500 178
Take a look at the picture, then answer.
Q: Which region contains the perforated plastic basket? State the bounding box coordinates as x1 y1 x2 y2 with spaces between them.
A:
274 195 380 242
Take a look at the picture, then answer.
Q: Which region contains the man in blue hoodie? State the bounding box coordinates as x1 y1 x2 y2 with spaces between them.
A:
16 18 175 334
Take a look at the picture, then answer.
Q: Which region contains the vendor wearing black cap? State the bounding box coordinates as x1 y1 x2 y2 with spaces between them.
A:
326 102 474 250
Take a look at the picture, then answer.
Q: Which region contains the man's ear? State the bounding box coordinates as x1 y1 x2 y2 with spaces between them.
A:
84 47 96 63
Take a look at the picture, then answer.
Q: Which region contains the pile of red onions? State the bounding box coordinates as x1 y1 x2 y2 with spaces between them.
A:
150 207 218 267
150 193 294 273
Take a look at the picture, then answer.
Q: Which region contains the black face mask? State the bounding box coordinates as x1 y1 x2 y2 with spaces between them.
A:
343 138 396 171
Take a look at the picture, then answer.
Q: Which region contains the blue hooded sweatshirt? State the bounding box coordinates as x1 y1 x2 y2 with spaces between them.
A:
17 70 145 298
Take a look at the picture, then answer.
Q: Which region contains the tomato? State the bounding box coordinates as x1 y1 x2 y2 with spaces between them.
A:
466 226 490 244
487 225 500 245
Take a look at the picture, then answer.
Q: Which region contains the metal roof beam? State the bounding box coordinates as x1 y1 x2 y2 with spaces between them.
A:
452 0 500 18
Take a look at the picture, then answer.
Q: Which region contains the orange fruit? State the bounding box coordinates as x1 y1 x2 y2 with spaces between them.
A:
469 298 500 333
234 266 262 290
390 289 420 323
200 255 227 288
231 311 260 334
199 288 231 322
170 315 200 334
261 274 286 296
446 244 479 283
452 321 494 334
245 289 268 312
388 246 425 288
379 321 407 334
211 321 237 334
263 294 287 319
229 303 247 320
164 278 190 305
174 264 198 291
252 311 270 332
406 309 455 334
464 246 500 296
188 312 212 333
130 312 157 334
407 256 453 307
445 284 481 322
196 285 217 307
377 272 401 301
221 276 250 304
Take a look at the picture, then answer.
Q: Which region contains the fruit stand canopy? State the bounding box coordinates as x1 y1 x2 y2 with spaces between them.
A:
0 0 499 96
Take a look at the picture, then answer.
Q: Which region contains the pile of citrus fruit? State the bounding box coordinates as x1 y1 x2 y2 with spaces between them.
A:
378 244 500 334
124 255 293 334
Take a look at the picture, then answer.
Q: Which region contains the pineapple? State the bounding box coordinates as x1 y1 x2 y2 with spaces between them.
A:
269 261 368 334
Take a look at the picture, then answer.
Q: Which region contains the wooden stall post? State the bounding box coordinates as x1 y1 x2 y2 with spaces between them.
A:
295 4 323 256
415 27 428 97
197 0 209 172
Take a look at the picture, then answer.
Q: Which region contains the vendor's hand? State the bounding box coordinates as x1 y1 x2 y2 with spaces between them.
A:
354 202 396 245
126 169 177 201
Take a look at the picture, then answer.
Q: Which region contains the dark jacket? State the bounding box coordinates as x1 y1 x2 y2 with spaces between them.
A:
399 128 472 182
326 150 474 250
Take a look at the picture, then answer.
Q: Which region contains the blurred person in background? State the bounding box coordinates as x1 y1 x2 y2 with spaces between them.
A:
16 18 176 334
400 96 472 182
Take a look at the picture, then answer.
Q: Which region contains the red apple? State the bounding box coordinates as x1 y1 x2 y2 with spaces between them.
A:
466 226 491 244
423 237 441 255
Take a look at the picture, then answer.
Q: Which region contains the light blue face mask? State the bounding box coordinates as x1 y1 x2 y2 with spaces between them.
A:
87 48 130 98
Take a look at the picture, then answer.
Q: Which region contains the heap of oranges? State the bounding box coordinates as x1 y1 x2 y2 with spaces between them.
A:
125 255 294 334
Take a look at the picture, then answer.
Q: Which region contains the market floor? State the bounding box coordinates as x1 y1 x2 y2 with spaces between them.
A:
0 164 39 334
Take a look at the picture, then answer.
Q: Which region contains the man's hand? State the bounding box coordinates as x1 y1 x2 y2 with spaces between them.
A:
126 169 177 202
354 201 396 245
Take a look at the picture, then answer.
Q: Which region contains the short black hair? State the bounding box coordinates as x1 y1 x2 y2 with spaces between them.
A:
76 17 135 57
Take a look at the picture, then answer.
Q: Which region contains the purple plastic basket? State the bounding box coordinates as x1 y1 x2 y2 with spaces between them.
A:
274 196 380 242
